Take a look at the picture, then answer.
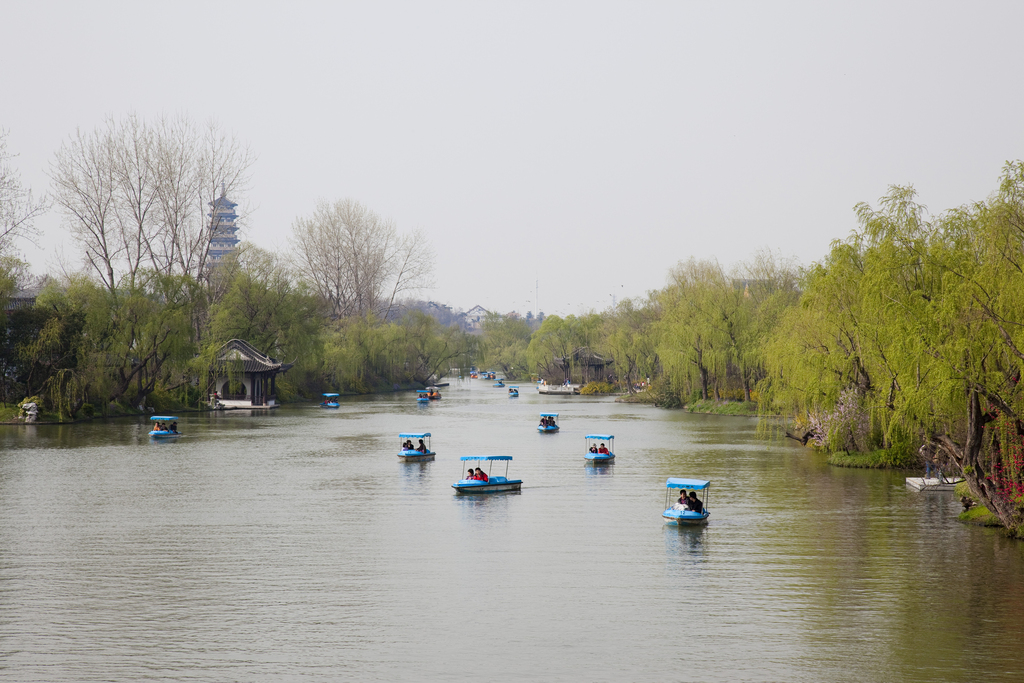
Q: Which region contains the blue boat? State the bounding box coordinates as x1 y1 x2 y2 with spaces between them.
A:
585 434 615 461
508 386 519 398
149 415 181 439
662 478 711 525
452 456 522 493
538 412 559 432
398 432 435 462
493 379 505 388
321 392 340 408
417 390 430 403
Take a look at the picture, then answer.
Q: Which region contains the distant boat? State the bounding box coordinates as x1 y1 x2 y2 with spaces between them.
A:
426 386 442 400
508 386 519 398
452 456 522 493
538 412 559 432
398 432 435 462
585 434 614 462
149 415 181 439
662 478 711 525
321 393 340 408
417 390 430 403
493 380 505 388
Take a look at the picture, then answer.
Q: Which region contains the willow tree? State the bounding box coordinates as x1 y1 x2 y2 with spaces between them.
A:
480 312 532 380
603 296 660 393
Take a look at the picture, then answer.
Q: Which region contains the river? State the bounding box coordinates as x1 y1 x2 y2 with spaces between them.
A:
1 379 1023 682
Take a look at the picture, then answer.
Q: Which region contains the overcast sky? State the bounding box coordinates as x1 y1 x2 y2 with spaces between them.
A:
3 1 1024 316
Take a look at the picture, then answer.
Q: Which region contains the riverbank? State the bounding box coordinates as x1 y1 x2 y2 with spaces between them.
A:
684 399 759 416
826 449 918 469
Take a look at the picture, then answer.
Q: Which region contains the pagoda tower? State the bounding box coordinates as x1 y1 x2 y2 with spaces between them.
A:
206 183 240 267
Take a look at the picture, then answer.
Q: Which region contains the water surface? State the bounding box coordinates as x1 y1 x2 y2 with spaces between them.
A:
2 380 1022 681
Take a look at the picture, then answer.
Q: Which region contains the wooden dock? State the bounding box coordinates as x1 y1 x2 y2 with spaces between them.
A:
905 477 963 491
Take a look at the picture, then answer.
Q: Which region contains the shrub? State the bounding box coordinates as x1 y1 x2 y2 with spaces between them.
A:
579 381 615 395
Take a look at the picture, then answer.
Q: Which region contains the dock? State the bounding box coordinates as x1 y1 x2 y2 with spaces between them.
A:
905 477 963 491
538 384 580 395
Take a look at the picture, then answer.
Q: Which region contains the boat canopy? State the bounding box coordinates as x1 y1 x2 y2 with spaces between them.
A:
666 477 710 490
150 415 178 421
399 432 431 438
323 393 340 397
417 390 430 393
585 434 614 440
459 455 513 461
509 386 519 389
540 412 559 417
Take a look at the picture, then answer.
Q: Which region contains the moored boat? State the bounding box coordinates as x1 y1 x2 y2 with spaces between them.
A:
585 434 615 461
662 478 711 525
398 432 435 461
149 415 182 439
538 412 559 432
321 393 340 408
452 456 522 493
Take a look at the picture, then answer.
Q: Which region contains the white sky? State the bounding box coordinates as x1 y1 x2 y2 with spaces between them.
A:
3 1 1024 316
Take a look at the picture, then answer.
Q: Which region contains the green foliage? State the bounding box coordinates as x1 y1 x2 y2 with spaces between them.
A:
685 399 760 416
480 312 531 379
826 448 917 469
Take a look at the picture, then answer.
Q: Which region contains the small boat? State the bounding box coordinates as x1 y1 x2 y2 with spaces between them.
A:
538 412 559 432
398 432 435 462
493 379 505 388
452 456 522 493
662 478 711 525
508 386 519 398
321 393 340 408
149 415 181 439
416 390 431 403
426 386 442 400
585 434 615 461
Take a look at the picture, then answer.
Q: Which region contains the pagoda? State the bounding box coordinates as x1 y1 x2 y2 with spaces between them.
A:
206 183 240 267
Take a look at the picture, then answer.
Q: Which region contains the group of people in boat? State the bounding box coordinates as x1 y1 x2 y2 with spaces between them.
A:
588 443 610 454
508 387 518 395
539 416 557 428
426 388 441 399
464 467 489 482
154 421 178 433
672 490 704 513
402 439 429 453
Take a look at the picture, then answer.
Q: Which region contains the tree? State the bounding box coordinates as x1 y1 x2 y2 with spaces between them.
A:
50 113 254 293
481 311 532 379
0 130 48 256
290 199 432 320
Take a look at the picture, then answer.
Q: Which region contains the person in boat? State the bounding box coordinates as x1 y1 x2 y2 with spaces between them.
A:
672 491 689 510
170 421 178 433
402 440 412 450
466 468 476 481
686 491 704 514
474 467 489 483
417 439 427 453
597 443 609 454
589 445 598 453
539 417 547 427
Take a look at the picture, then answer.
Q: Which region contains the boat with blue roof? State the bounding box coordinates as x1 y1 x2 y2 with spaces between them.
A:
321 393 340 408
662 478 711 525
416 390 430 403
398 432 435 462
493 379 505 388
508 386 519 397
149 416 181 439
452 456 522 493
585 434 615 461
538 412 559 432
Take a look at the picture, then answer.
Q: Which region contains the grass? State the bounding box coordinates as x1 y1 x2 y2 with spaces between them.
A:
826 448 918 469
684 399 759 416
958 505 1003 527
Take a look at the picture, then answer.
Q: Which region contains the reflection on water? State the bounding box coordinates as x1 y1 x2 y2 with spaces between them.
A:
2 381 1024 681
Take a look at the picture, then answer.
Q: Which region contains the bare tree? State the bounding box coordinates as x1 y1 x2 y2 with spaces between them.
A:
50 114 254 291
291 199 433 320
0 129 49 256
